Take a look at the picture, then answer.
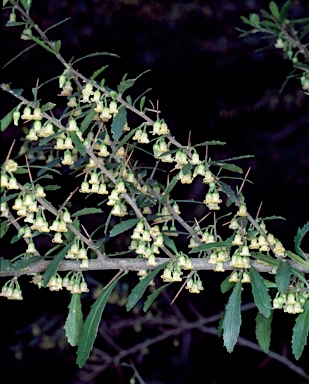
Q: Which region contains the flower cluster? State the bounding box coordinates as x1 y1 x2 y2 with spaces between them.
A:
273 285 308 314
185 272 204 294
0 278 23 300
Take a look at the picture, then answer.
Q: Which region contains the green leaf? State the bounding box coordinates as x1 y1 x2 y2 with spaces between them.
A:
21 0 32 13
139 96 146 112
295 222 309 259
255 311 273 353
2 43 36 69
1 106 16 132
69 131 86 157
269 1 280 20
11 256 41 271
132 88 152 108
55 40 61 54
262 215 286 221
0 193 20 203
143 283 172 312
292 300 309 360
286 250 309 271
0 221 9 239
71 207 103 218
44 185 61 191
193 140 225 147
80 109 96 134
189 237 234 254
0 257 11 272
218 181 237 203
126 263 168 311
275 260 291 293
117 70 151 95
28 34 56 55
76 272 125 368
220 277 234 294
111 106 127 141
41 102 56 113
109 218 140 237
210 161 243 173
222 281 242 353
43 241 74 287
249 13 260 26
64 294 84 347
44 18 71 34
90 65 109 80
280 1 291 22
72 52 119 65
249 267 272 318
251 251 280 267
160 175 178 203
163 235 178 254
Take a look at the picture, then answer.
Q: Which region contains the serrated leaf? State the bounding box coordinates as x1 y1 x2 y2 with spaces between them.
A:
222 281 242 353
70 131 86 157
189 237 234 254
90 65 109 80
275 260 291 293
143 283 172 312
210 161 243 173
117 70 150 95
160 175 178 203
72 52 119 65
220 277 234 294
80 109 96 134
21 0 32 13
0 257 11 272
43 241 73 287
292 300 309 360
218 181 237 203
126 263 168 311
286 250 309 271
1 106 16 132
269 1 280 20
76 272 125 368
0 221 9 239
249 267 272 318
41 102 56 113
280 1 291 22
64 294 84 347
71 207 103 218
193 140 225 147
262 215 286 221
295 222 309 259
11 256 41 270
109 218 140 237
28 34 56 55
111 106 127 141
251 251 280 267
255 311 273 353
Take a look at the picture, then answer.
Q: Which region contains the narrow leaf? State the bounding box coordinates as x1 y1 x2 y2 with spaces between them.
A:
139 96 146 112
275 260 291 293
90 65 109 80
210 161 243 173
1 106 16 132
255 311 273 353
279 1 291 22
0 193 19 204
126 263 168 311
222 281 242 353
0 257 11 272
28 34 56 55
109 218 140 237
220 277 234 294
286 250 309 270
80 109 96 134
193 140 225 147
41 102 56 113
143 283 172 312
163 235 178 254
71 207 103 218
111 106 127 141
117 70 151 95
55 40 61 54
218 181 237 203
72 52 119 65
21 0 32 13
43 241 73 287
64 294 84 347
2 43 36 69
69 131 86 157
249 267 272 318
160 175 178 203
189 237 234 253
0 221 9 239
11 256 41 271
292 300 309 360
269 1 280 20
295 222 309 259
251 251 280 267
76 272 125 368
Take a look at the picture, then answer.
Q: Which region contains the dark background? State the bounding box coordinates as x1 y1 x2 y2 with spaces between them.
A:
1 1 309 383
